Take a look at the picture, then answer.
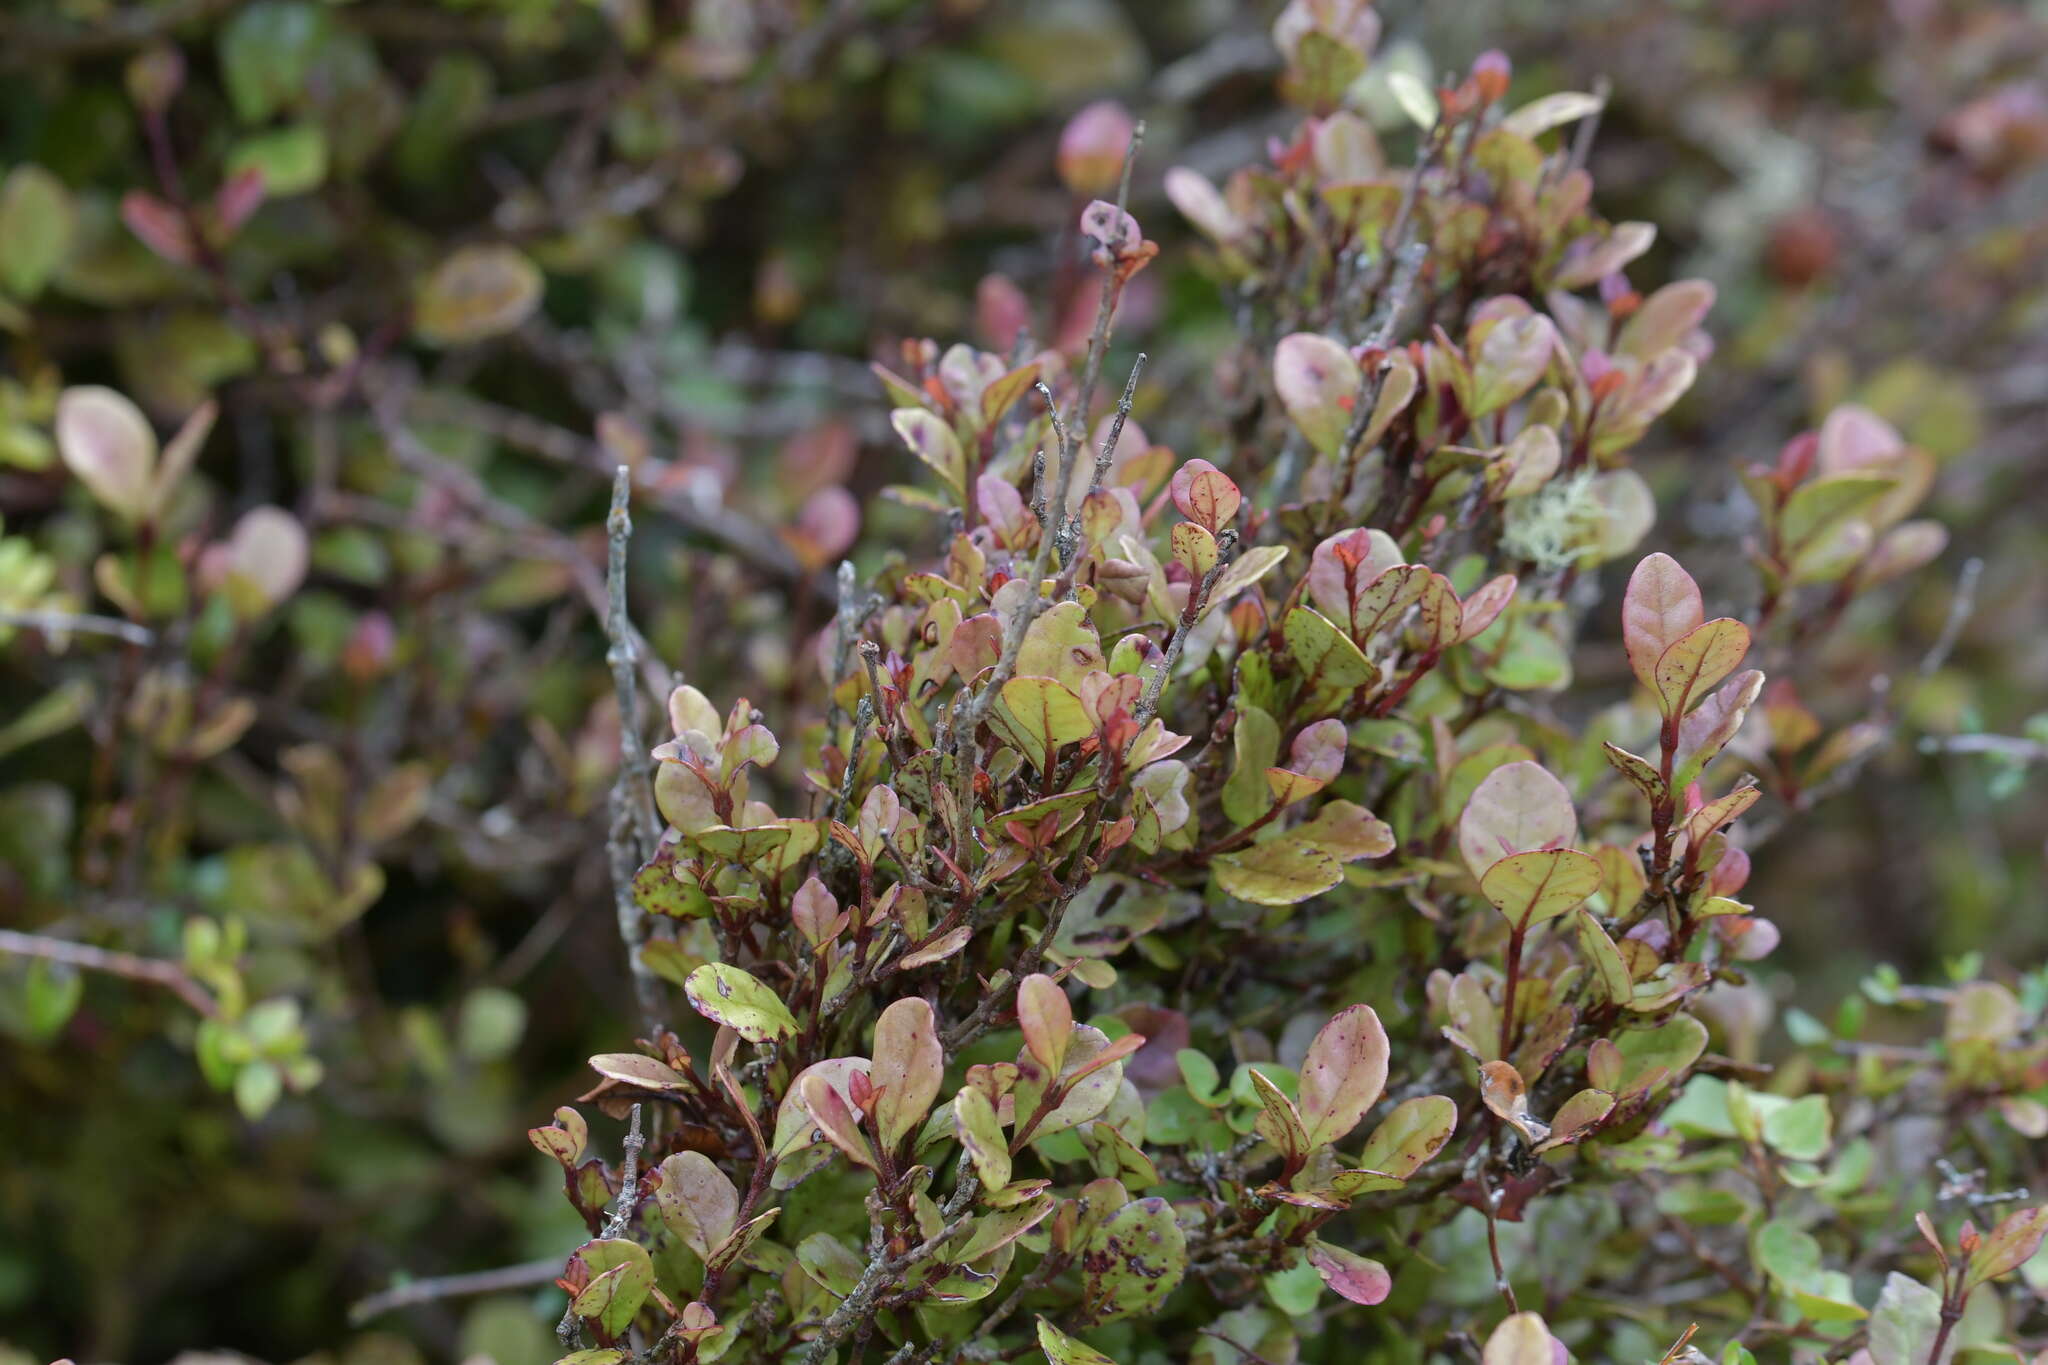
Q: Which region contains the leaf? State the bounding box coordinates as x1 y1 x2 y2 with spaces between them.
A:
1357 1095 1457 1178
0 165 75 299
683 964 799 1043
1674 669 1764 788
1573 910 1633 1004
57 386 157 522
652 1151 738 1260
1308 529 1405 633
1867 1272 1949 1365
1284 606 1375 690
565 1239 653 1340
891 407 966 495
1622 553 1703 695
1204 544 1290 609
1481 849 1601 927
225 123 328 196
1537 1088 1615 1149
1016 601 1107 688
1761 1094 1832 1162
1600 742 1665 804
414 244 544 347
1457 574 1518 643
1080 1196 1187 1323
1037 1318 1122 1365
1468 314 1556 417
219 1 328 123
1214 837 1342 905
1616 279 1715 359
587 1052 691 1093
1458 760 1578 879
800 1070 878 1170
1248 1066 1308 1163
1653 618 1751 718
1017 974 1073 1073
1481 1311 1557 1365
1295 1004 1389 1150
1502 91 1605 138
1306 1238 1392 1305
1964 1204 2048 1289
990 676 1092 771
1169 458 1242 533
870 997 943 1147
1274 333 1360 453
953 1085 1012 1189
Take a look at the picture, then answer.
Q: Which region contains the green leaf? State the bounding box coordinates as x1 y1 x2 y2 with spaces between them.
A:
1652 618 1750 719
891 407 966 495
0 165 75 299
1356 1095 1458 1178
1761 1094 1832 1162
225 123 328 196
683 963 799 1042
1964 1204 2048 1290
1214 837 1342 906
567 1238 653 1339
1037 1318 1122 1365
1247 1066 1308 1162
1080 1196 1187 1323
1479 848 1602 928
23 960 83 1040
952 1085 1011 1190
1284 605 1375 690
989 675 1091 771
1780 473 1893 549
1221 704 1282 827
219 1 330 124
1867 1272 1947 1365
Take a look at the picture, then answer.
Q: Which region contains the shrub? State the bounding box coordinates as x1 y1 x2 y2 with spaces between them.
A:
1 2 2044 1364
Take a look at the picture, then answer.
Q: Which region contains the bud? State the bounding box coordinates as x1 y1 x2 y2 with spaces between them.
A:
342 611 398 683
125 44 185 115
1056 100 1135 197
1471 50 1512 104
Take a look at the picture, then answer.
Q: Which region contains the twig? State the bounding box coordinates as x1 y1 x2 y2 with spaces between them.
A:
0 608 156 647
349 1259 562 1325
603 467 666 1036
1919 556 1983 676
0 927 218 1019
967 123 1146 729
1134 532 1237 725
1918 733 2048 762
557 1102 647 1349
1568 75 1614 174
798 1176 981 1365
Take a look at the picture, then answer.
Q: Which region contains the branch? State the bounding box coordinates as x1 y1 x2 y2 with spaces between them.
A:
603 467 666 1036
349 1259 562 1325
0 927 217 1019
798 1176 981 1365
0 607 156 647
